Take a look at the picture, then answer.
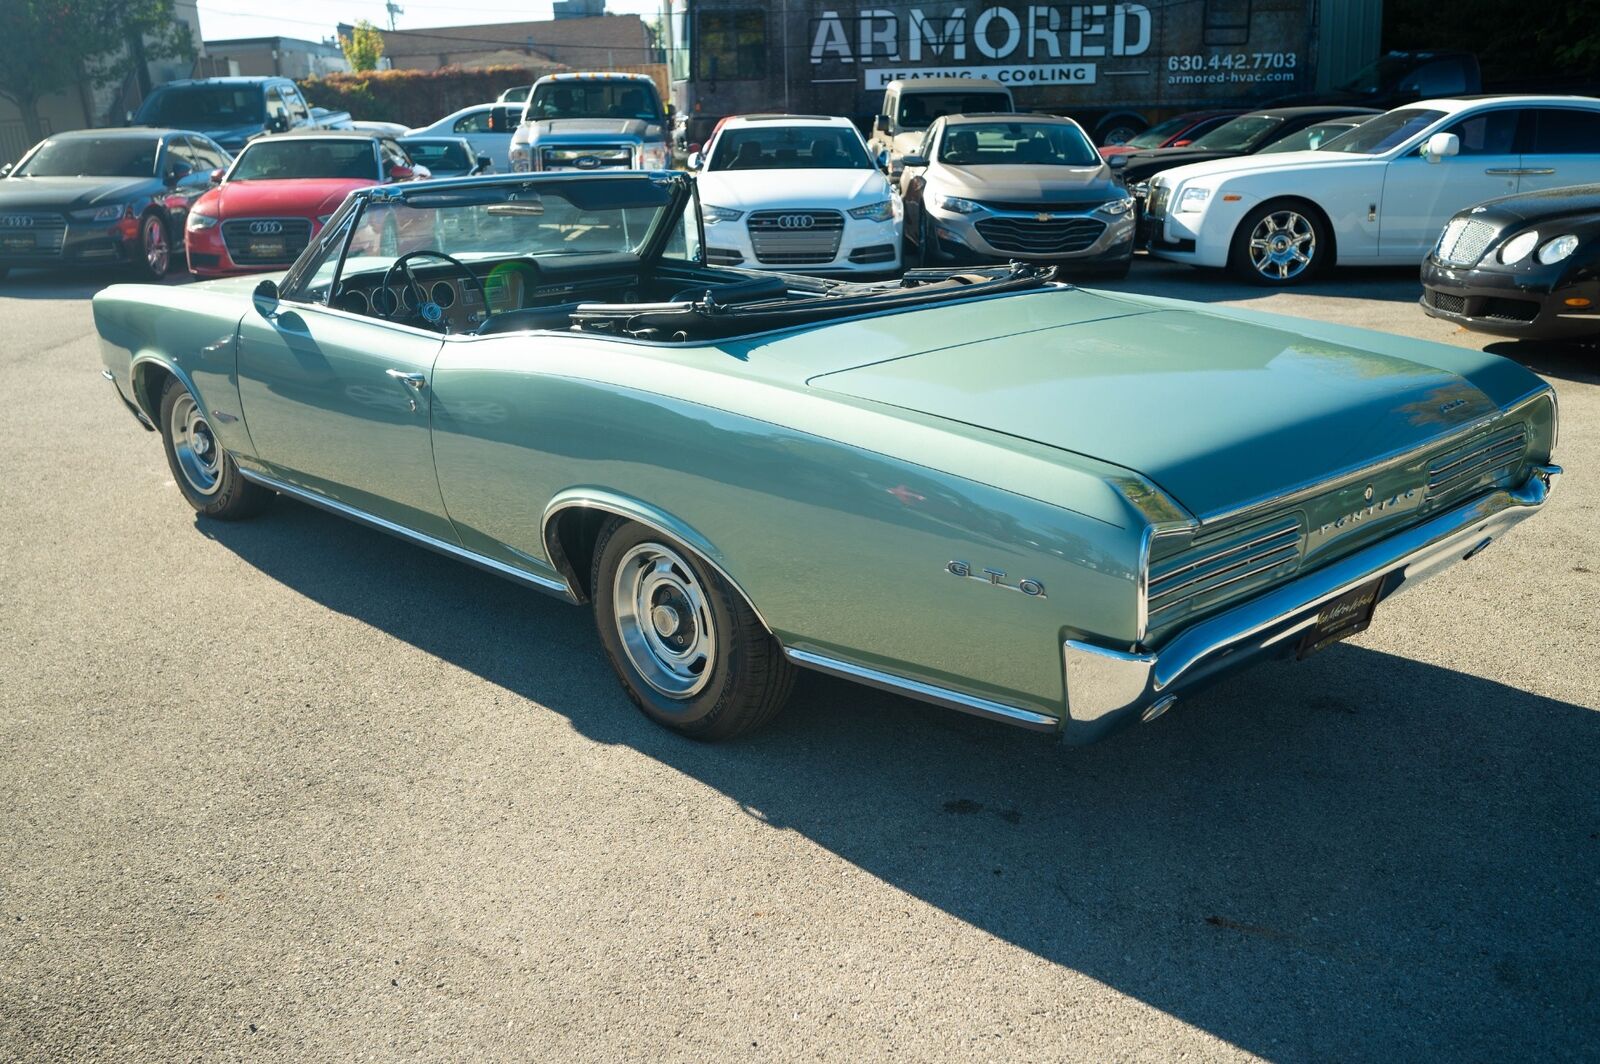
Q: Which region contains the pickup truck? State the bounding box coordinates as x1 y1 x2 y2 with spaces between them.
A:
132 77 351 155
507 72 671 173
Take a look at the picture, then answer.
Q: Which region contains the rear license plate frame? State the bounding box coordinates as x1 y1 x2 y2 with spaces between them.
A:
1297 576 1384 659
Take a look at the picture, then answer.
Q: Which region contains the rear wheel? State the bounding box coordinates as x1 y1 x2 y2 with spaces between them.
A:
1229 201 1327 286
158 377 269 519
592 519 794 740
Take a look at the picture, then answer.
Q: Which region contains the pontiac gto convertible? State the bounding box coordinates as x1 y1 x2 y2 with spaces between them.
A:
95 172 1561 744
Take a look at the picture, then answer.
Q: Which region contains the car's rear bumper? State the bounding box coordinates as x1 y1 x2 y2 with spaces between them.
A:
1060 464 1561 744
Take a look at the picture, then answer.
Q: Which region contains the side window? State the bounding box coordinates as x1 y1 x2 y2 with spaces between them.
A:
265 88 289 129
1441 110 1518 156
664 205 702 263
453 110 490 134
187 136 227 171
1527 108 1600 154
379 139 411 177
281 85 310 123
164 137 198 176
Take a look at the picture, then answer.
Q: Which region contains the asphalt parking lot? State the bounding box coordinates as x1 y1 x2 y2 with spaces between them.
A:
1 258 1596 1062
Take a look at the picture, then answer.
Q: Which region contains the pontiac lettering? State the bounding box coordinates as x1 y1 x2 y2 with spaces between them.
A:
1318 487 1418 536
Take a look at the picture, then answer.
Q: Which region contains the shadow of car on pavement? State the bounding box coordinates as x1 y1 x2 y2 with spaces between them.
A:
199 497 1600 1062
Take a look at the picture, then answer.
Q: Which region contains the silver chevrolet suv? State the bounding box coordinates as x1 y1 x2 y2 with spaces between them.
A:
508 72 671 173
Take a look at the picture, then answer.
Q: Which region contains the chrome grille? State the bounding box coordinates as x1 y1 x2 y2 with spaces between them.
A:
1425 289 1467 314
747 209 843 265
0 212 67 257
221 217 312 266
540 145 634 171
1427 424 1526 500
1435 217 1496 266
975 216 1105 255
1148 515 1305 627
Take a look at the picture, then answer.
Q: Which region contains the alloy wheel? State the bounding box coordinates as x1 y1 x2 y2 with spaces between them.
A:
143 215 169 276
168 390 221 496
611 541 716 699
1247 209 1316 281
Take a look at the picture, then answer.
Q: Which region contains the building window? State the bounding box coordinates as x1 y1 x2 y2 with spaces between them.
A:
695 10 765 81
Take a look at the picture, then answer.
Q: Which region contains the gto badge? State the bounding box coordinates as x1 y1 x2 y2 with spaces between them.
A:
946 560 1045 598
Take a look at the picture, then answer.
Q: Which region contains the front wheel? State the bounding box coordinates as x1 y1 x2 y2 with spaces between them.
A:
158 377 269 519
592 519 794 740
133 211 172 280
1229 202 1327 286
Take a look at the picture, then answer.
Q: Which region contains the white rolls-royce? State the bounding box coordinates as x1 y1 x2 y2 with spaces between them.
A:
1141 95 1600 285
688 115 903 276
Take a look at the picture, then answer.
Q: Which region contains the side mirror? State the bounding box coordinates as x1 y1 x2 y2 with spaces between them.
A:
488 104 521 132
899 153 927 169
386 164 415 181
0 163 11 178
876 148 892 171
253 278 279 314
1422 132 1459 163
665 103 676 120
1108 154 1129 170
268 114 289 133
686 151 702 170
476 154 492 170
166 162 192 184
873 114 890 134
209 167 225 184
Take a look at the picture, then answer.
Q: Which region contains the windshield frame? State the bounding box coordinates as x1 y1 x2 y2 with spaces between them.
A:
1188 115 1284 152
1319 107 1448 156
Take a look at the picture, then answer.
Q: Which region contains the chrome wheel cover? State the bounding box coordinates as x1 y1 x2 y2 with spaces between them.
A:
169 391 221 496
612 542 715 699
1247 209 1315 281
143 215 169 275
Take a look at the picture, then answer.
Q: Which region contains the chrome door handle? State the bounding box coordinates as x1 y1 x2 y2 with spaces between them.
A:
1484 168 1556 175
385 370 427 412
1521 168 1556 175
1483 167 1522 174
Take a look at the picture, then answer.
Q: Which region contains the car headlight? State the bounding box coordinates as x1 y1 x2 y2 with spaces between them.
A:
509 145 531 172
703 204 744 224
185 211 218 231
938 195 982 214
1175 187 1211 213
1498 230 1539 265
1537 233 1579 265
70 204 125 223
848 199 895 222
1098 197 1136 216
638 145 669 170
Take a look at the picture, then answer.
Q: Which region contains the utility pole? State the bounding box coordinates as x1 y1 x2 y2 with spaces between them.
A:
386 1 403 31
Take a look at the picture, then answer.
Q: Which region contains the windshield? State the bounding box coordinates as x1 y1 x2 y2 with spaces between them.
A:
401 141 472 172
1190 115 1283 151
140 86 265 127
1257 121 1364 154
1338 55 1415 95
895 92 1011 132
937 122 1099 166
709 125 871 170
1322 108 1445 154
14 136 159 177
229 139 377 181
1123 115 1196 149
301 178 677 301
527 81 662 122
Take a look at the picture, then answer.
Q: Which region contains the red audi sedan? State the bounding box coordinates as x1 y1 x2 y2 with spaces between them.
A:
184 129 427 277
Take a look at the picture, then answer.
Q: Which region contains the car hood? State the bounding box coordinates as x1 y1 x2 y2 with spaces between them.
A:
808 293 1510 518
931 164 1117 202
1120 148 1243 181
1460 182 1600 227
1150 149 1370 188
210 178 374 218
0 175 159 210
696 168 891 211
194 124 262 148
529 119 660 143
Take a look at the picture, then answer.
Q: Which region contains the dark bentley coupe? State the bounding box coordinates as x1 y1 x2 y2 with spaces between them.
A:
0 127 229 280
1423 183 1600 340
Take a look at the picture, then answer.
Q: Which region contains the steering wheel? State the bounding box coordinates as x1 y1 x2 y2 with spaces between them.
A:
378 250 490 333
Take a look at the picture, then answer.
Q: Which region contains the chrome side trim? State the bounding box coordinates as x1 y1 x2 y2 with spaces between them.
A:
540 490 774 632
785 649 1060 732
238 469 578 602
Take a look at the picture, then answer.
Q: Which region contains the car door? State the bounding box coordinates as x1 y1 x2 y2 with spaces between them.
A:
1513 106 1600 194
235 210 455 541
158 137 212 228
452 108 508 168
1378 107 1522 259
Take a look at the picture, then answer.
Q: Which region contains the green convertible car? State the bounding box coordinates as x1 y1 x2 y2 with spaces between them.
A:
95 172 1561 744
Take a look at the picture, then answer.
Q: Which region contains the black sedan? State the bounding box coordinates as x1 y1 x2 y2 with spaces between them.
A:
396 136 493 178
1114 106 1381 186
0 127 229 280
1422 184 1600 341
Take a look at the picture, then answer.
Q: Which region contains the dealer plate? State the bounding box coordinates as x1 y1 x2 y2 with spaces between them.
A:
3 235 36 250
247 240 286 259
1297 576 1383 659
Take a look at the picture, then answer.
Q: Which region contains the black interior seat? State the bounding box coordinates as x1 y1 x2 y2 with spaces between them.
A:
473 303 584 334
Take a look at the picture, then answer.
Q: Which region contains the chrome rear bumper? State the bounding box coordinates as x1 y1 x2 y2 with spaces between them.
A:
1061 465 1561 745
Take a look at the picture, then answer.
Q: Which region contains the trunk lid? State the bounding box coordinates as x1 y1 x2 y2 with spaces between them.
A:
808 305 1501 519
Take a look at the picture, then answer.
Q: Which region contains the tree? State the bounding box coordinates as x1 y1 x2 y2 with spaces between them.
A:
0 0 193 142
340 21 385 73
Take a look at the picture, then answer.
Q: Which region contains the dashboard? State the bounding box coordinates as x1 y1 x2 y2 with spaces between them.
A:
329 258 641 333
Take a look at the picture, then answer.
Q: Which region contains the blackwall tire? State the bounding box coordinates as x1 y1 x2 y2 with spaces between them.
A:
157 376 269 520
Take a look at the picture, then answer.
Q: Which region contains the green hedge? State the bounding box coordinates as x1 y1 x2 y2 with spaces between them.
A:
297 65 563 128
